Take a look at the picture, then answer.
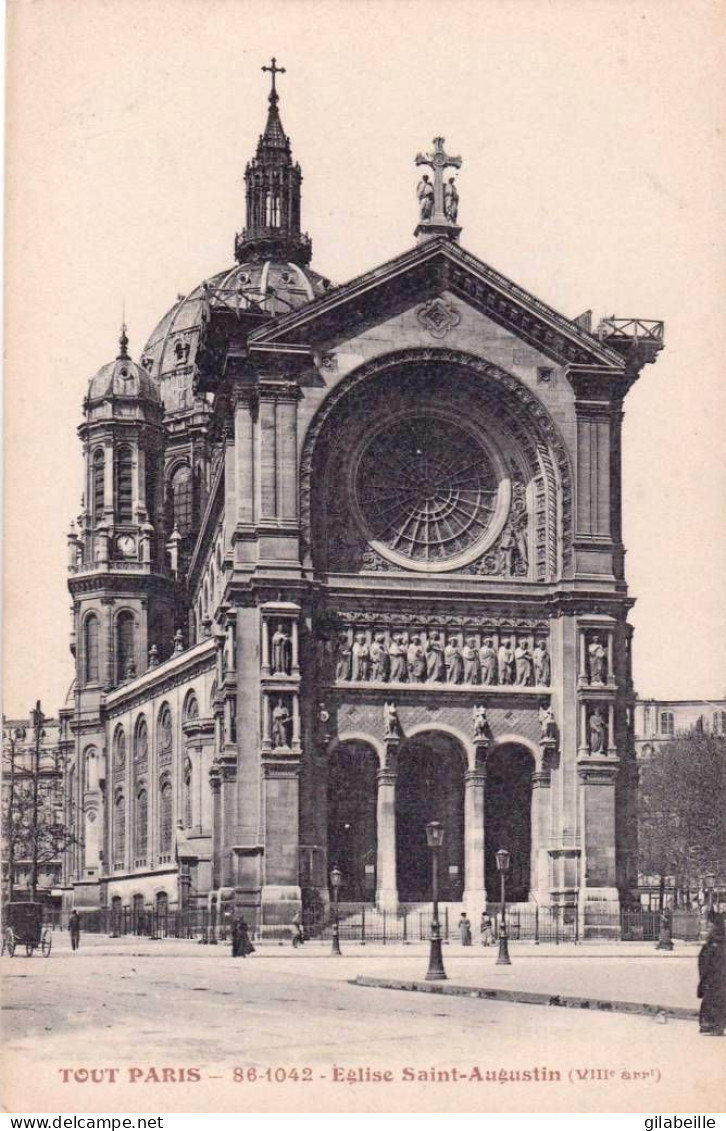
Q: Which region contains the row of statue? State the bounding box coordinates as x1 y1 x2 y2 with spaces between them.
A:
335 632 551 687
382 701 558 743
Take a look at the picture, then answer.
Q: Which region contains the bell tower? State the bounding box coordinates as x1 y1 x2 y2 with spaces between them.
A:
68 327 180 695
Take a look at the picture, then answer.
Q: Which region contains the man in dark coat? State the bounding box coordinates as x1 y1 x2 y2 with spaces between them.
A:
698 914 726 1035
68 909 81 951
231 914 255 958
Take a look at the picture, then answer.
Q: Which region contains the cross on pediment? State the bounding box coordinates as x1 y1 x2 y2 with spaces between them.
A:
416 134 461 222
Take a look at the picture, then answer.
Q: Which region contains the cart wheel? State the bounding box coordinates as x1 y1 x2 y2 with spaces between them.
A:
3 927 15 957
26 942 34 957
41 929 52 957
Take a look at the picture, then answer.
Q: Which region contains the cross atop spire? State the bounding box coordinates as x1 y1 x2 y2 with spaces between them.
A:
262 57 286 104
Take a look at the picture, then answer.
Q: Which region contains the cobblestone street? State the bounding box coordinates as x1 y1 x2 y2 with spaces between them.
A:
3 935 723 1113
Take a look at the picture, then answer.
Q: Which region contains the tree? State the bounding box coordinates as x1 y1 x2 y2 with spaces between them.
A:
638 728 726 908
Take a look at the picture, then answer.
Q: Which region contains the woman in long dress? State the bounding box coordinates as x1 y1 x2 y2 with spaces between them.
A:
459 913 472 946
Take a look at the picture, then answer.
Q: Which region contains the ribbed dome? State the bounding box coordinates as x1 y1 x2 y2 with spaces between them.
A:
141 259 332 413
88 344 161 406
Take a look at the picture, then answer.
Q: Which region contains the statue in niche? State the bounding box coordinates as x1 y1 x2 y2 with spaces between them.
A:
445 638 464 684
533 640 551 686
515 640 534 686
272 699 292 748
271 623 292 675
407 635 427 683
417 174 434 221
463 637 481 685
499 526 517 576
539 704 557 741
480 638 498 685
588 707 606 754
425 632 445 682
351 633 370 681
498 639 515 685
369 633 389 683
389 633 407 683
472 704 489 739
335 634 351 681
383 701 401 740
444 177 459 223
588 636 607 685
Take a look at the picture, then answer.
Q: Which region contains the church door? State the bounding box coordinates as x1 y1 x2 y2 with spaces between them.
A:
485 743 534 903
396 732 465 902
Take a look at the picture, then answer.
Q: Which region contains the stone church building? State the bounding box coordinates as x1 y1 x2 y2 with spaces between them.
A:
60 64 664 935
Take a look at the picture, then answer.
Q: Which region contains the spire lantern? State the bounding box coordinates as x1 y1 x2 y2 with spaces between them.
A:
234 58 312 266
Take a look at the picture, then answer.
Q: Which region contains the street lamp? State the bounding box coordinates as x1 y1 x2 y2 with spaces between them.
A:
495 847 512 966
704 872 716 916
425 820 447 981
330 866 342 956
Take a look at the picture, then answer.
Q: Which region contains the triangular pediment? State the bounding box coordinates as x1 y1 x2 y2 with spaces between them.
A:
247 238 624 370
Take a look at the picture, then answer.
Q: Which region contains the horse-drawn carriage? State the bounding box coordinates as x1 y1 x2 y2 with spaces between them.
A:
2 902 52 957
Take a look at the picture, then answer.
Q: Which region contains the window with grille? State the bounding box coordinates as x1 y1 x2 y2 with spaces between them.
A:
660 711 675 736
84 614 99 684
92 449 105 519
160 780 173 853
135 789 148 860
170 464 193 535
115 446 133 522
114 794 126 864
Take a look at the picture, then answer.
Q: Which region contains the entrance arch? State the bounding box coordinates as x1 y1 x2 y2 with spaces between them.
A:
327 741 378 902
485 743 535 902
396 731 466 902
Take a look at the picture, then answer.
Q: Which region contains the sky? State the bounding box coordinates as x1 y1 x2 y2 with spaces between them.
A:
4 0 726 717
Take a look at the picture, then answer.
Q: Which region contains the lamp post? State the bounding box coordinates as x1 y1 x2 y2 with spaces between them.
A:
704 871 716 917
425 820 447 981
330 866 342 956
495 847 512 966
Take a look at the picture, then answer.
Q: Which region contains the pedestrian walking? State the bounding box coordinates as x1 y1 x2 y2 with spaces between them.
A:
291 912 305 948
68 909 81 952
459 912 472 946
698 914 726 1035
480 912 495 946
231 913 255 958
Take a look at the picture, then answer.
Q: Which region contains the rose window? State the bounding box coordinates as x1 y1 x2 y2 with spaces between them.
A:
354 414 503 568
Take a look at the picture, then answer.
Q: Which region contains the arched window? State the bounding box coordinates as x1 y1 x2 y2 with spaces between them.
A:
114 794 126 864
134 716 148 772
184 691 199 721
92 448 105 519
158 704 173 766
169 464 193 535
135 788 148 861
116 611 136 683
660 711 675 737
183 757 193 827
115 446 133 523
84 614 100 684
159 778 173 854
113 726 126 774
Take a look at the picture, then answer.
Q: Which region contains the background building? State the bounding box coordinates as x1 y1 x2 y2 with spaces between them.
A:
60 68 665 936
634 698 726 756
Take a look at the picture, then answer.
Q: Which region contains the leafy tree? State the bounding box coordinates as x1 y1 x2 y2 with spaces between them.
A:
638 728 726 907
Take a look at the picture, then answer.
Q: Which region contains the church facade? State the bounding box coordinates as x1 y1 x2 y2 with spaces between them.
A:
60 64 664 935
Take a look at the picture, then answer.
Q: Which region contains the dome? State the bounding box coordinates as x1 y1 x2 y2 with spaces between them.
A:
141 259 332 414
88 330 161 405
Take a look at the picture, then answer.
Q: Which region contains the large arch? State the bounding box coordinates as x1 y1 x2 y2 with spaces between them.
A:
485 742 536 903
327 740 379 902
396 730 467 902
300 348 573 581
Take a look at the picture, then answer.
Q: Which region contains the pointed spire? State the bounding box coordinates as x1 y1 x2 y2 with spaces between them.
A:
234 60 312 267
117 323 129 360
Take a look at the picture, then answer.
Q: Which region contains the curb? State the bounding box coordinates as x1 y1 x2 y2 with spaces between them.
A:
352 976 698 1021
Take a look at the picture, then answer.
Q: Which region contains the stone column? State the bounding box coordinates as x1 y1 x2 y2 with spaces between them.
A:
101 598 114 689
376 741 398 911
261 619 271 675
209 762 222 890
530 769 552 901
463 767 486 921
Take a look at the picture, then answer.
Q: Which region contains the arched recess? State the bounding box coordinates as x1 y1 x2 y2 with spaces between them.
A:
327 740 379 902
485 742 536 903
83 613 100 685
115 610 136 684
300 348 572 581
396 730 467 902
